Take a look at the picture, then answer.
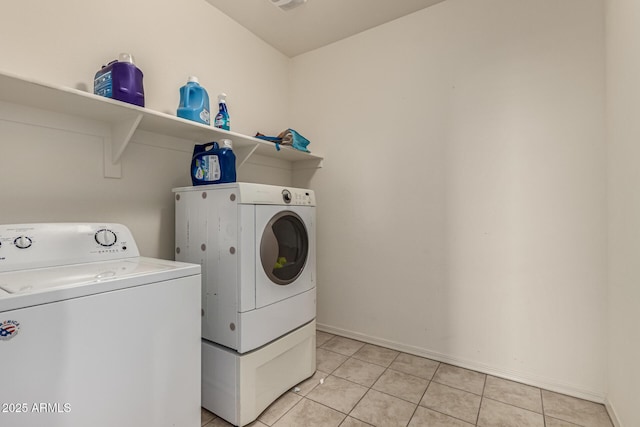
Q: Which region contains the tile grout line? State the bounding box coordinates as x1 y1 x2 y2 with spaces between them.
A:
296 396 353 425
479 394 545 416
368 357 487 426
542 387 547 427
540 389 589 427
262 393 304 427
318 347 354 374
345 350 400 427
377 352 414 427
482 395 545 415
420 406 478 426
325 359 428 408
403 359 440 426
405 379 429 426
475 372 488 426
342 353 378 425
370 385 425 407
481 397 549 423
429 377 485 398
319 336 366 357
416 374 482 427
308 349 381 425
544 415 586 427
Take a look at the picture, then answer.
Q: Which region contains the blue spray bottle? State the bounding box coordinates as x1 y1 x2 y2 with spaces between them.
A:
214 93 230 130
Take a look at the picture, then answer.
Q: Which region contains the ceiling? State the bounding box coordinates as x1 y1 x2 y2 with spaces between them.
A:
205 0 447 57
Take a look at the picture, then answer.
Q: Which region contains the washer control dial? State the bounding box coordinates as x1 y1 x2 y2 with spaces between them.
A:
14 236 33 249
95 229 117 247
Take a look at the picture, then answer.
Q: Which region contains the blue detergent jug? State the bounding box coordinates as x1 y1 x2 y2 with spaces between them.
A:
191 140 236 185
178 76 210 125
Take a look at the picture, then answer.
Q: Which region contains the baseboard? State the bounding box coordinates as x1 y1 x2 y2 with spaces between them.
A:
317 323 606 404
604 398 622 427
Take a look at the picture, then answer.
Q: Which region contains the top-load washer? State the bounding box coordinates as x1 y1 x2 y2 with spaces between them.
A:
174 182 316 353
0 223 201 427
174 183 317 426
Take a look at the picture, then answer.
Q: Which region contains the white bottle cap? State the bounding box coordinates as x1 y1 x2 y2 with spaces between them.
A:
188 76 199 83
220 139 233 149
119 53 135 64
218 93 227 102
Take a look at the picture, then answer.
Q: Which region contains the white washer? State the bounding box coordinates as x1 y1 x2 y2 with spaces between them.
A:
174 183 316 427
0 223 201 427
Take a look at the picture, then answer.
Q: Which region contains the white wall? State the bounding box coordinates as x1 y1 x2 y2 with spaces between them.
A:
291 0 607 400
605 0 640 425
0 0 293 259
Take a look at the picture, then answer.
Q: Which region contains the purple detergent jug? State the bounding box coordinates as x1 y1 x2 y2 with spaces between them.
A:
94 53 145 107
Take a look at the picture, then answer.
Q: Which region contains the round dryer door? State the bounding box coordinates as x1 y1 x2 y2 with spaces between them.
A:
260 211 309 286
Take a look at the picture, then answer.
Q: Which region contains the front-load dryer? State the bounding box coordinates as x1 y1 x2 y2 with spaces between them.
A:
174 182 316 426
174 182 316 353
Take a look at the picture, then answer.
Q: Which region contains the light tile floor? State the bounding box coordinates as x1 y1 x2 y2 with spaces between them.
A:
202 331 613 427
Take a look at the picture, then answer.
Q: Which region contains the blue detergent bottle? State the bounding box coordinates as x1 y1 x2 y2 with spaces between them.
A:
214 93 230 130
177 76 210 125
219 139 237 182
191 139 236 185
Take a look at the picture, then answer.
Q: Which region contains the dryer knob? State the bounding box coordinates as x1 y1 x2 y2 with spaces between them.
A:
14 236 32 249
282 189 292 204
95 229 117 247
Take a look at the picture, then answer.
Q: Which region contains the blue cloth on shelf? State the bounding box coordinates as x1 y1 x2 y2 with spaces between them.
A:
255 129 311 153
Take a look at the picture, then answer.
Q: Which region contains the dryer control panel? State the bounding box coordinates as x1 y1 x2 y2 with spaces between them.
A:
172 183 316 206
0 223 139 273
280 188 314 206
237 183 315 206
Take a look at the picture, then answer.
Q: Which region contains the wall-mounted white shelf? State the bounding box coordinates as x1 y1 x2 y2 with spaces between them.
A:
0 70 323 178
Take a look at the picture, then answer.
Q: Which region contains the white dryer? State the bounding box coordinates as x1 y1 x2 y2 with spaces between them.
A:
174 183 316 427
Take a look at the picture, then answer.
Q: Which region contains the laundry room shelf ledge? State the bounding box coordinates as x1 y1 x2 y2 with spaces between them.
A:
0 69 323 178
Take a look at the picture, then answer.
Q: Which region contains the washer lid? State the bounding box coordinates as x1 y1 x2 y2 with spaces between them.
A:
0 259 169 294
0 257 200 312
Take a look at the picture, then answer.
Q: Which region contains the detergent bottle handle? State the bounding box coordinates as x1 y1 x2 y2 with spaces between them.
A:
184 85 191 107
192 141 219 157
200 141 219 152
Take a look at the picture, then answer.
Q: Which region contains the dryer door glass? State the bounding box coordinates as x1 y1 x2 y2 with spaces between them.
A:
260 211 308 285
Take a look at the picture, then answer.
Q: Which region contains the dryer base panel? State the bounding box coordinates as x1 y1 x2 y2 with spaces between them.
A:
202 320 316 427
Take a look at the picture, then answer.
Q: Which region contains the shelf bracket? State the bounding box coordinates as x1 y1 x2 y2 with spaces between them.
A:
234 143 260 169
112 114 143 163
104 113 143 178
293 158 324 170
